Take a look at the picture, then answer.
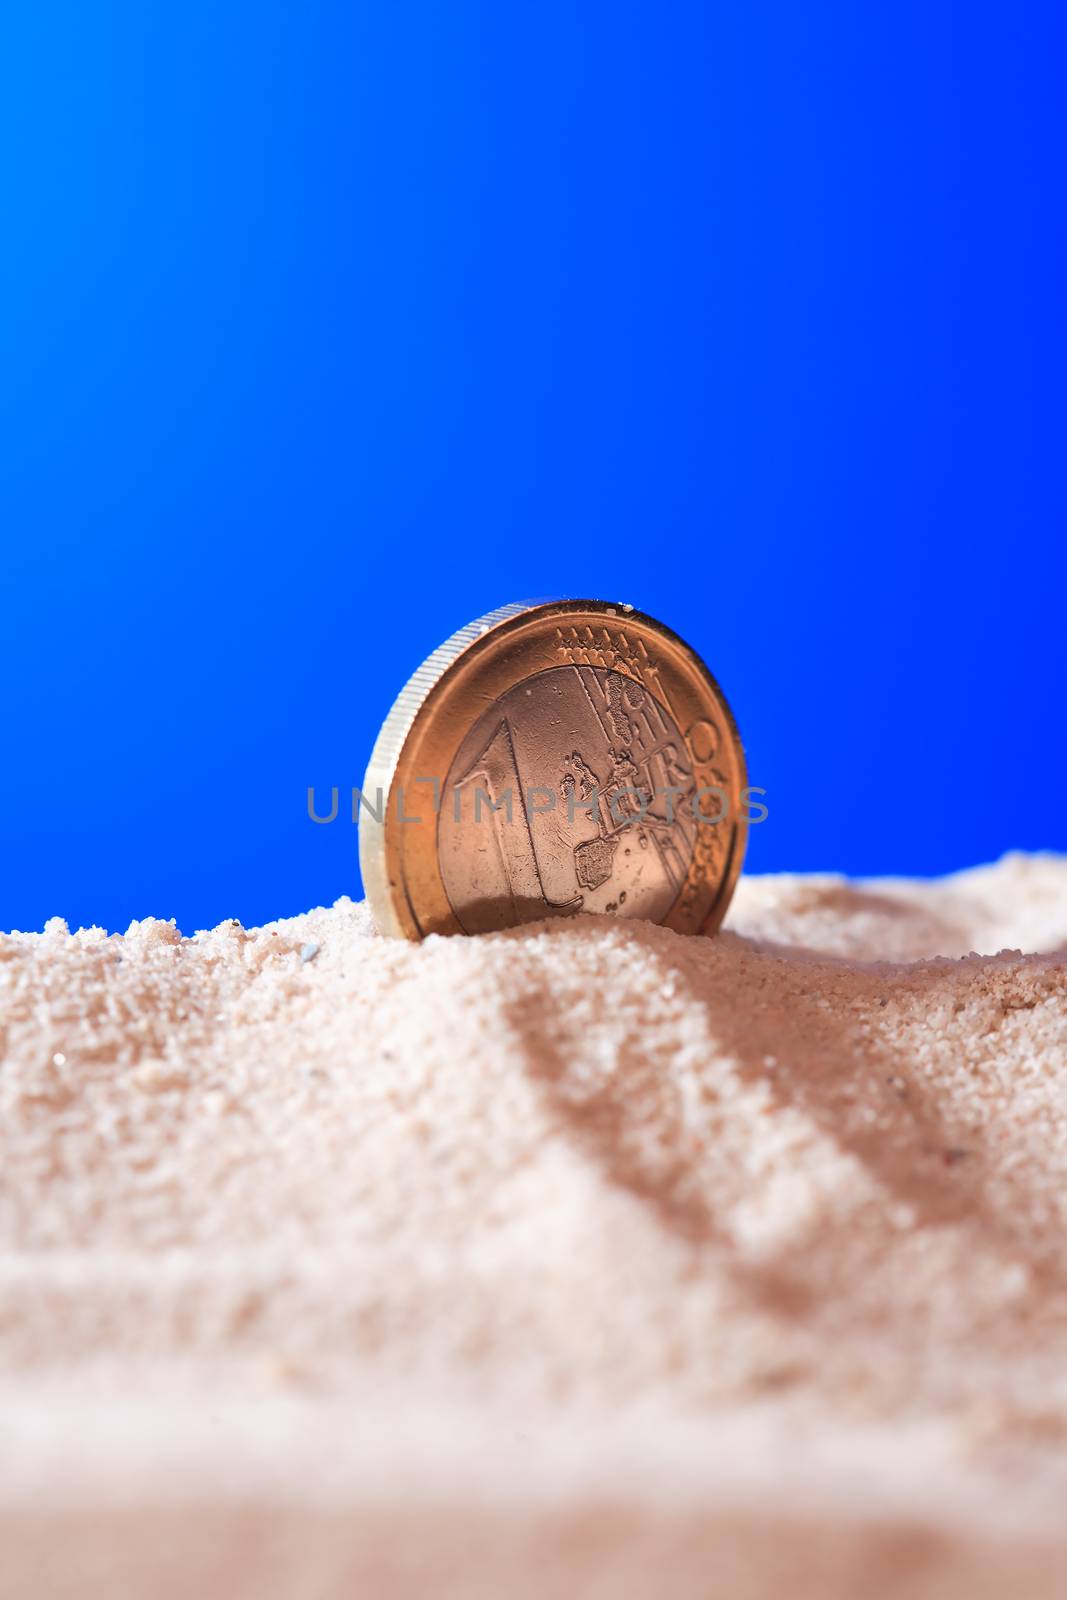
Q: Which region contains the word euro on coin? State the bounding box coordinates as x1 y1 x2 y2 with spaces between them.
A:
359 600 748 940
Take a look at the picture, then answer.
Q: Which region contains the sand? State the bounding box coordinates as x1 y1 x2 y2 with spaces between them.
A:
1 853 1065 1598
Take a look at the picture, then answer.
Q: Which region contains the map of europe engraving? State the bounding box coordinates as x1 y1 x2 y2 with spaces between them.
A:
438 665 699 934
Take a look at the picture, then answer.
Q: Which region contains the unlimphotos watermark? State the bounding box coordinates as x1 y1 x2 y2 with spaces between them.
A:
307 782 768 826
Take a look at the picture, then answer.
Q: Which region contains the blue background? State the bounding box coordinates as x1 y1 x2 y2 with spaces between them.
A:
2 2 1064 934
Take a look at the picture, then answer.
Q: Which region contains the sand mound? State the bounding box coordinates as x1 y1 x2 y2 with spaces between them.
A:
1 853 1065 1598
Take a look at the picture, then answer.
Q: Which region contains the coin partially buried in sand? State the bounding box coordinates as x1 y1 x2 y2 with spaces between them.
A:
359 600 749 940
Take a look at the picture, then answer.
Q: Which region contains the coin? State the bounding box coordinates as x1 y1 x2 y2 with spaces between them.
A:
359 600 748 940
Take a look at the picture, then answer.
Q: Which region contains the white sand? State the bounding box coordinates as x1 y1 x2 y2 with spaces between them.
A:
1 853 1066 1598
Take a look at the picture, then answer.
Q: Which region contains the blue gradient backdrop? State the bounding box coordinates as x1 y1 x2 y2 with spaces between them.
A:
2 3 1064 933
